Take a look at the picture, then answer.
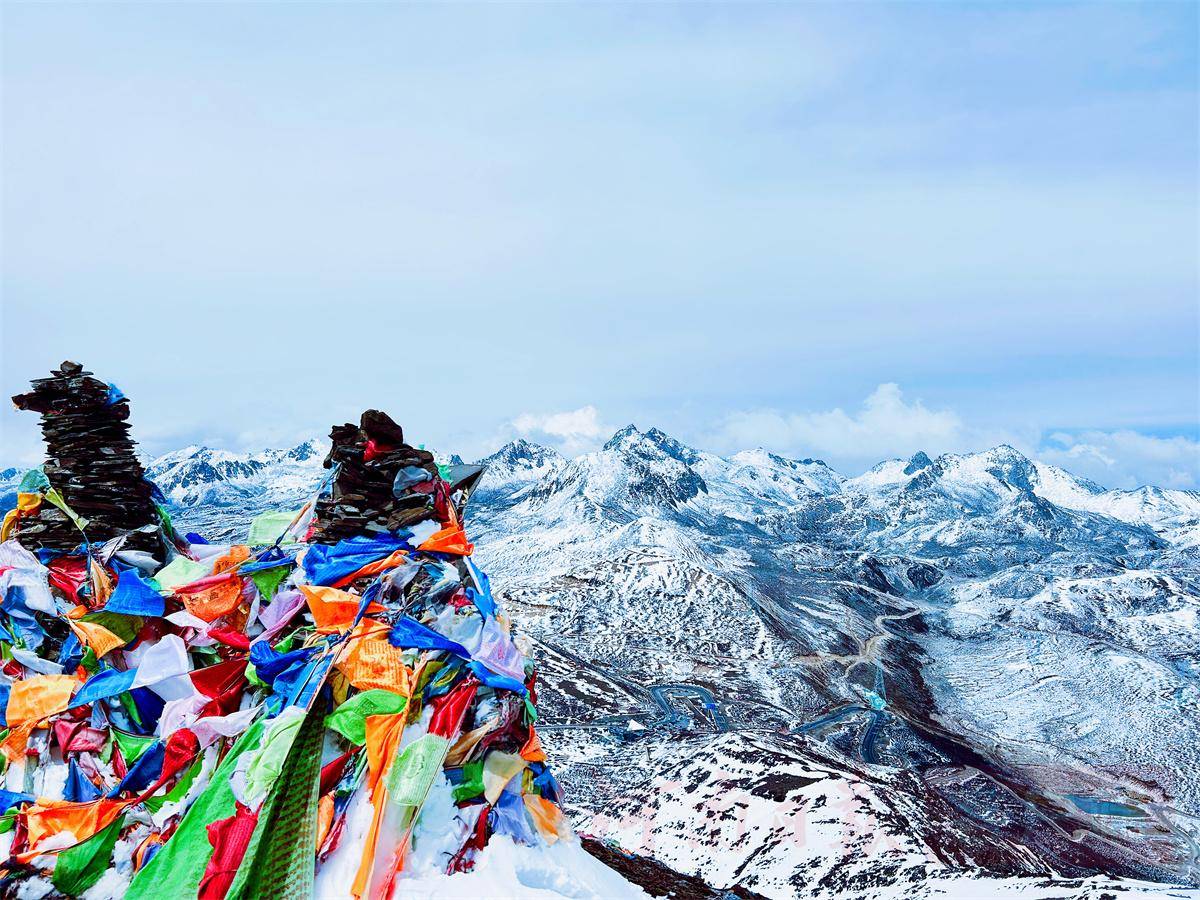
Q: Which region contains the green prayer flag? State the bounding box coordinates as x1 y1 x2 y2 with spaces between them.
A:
18 468 49 494
112 729 156 765
126 721 266 900
245 661 266 689
325 689 408 746
43 488 89 531
453 759 485 803
226 703 325 900
250 565 290 602
152 556 210 592
153 502 176 535
144 755 202 813
242 707 307 807
118 692 143 729
51 814 124 897
386 733 449 806
247 509 301 546
79 611 142 643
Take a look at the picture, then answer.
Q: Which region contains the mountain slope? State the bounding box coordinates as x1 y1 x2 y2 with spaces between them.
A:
11 430 1195 896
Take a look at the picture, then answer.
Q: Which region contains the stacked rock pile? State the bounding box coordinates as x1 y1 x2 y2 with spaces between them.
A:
10 361 159 554
309 409 443 544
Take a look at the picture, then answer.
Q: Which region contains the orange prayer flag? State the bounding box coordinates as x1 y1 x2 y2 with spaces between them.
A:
177 578 244 622
363 711 407 788
19 798 126 861
336 622 410 694
299 586 383 633
1 721 36 762
352 709 411 900
523 795 568 845
69 619 126 659
333 549 410 589
212 545 251 575
352 776 388 899
316 794 335 851
519 727 547 763
6 674 77 726
417 524 473 556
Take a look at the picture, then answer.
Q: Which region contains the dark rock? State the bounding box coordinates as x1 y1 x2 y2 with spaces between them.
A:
906 563 942 589
309 410 442 544
9 361 159 554
904 451 933 475
580 836 767 899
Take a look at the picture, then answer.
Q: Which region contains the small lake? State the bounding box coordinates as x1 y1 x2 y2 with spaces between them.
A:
1068 795 1146 818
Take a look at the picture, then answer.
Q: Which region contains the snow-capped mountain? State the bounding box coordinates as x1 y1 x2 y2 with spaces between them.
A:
0 467 21 511
146 438 326 506
470 432 1199 897
7 429 1198 897
473 439 566 507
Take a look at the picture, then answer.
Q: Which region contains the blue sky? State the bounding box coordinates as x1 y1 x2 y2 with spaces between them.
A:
2 2 1197 488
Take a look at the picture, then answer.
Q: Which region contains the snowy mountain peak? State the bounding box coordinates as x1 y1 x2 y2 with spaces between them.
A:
845 457 915 493
143 440 326 509
521 426 710 515
903 450 933 475
979 444 1037 487
894 445 1038 493
643 428 703 465
896 446 1043 509
476 440 567 497
600 425 703 467
284 438 324 462
602 424 643 451
724 449 845 497
985 444 1031 466
1031 460 1200 532
482 438 564 469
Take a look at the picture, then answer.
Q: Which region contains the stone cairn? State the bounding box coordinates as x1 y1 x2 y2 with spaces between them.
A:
10 361 159 554
308 409 443 544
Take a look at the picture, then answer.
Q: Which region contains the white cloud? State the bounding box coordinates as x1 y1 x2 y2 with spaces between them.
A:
1040 430 1200 490
711 384 1198 489
712 383 1020 467
509 405 609 455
